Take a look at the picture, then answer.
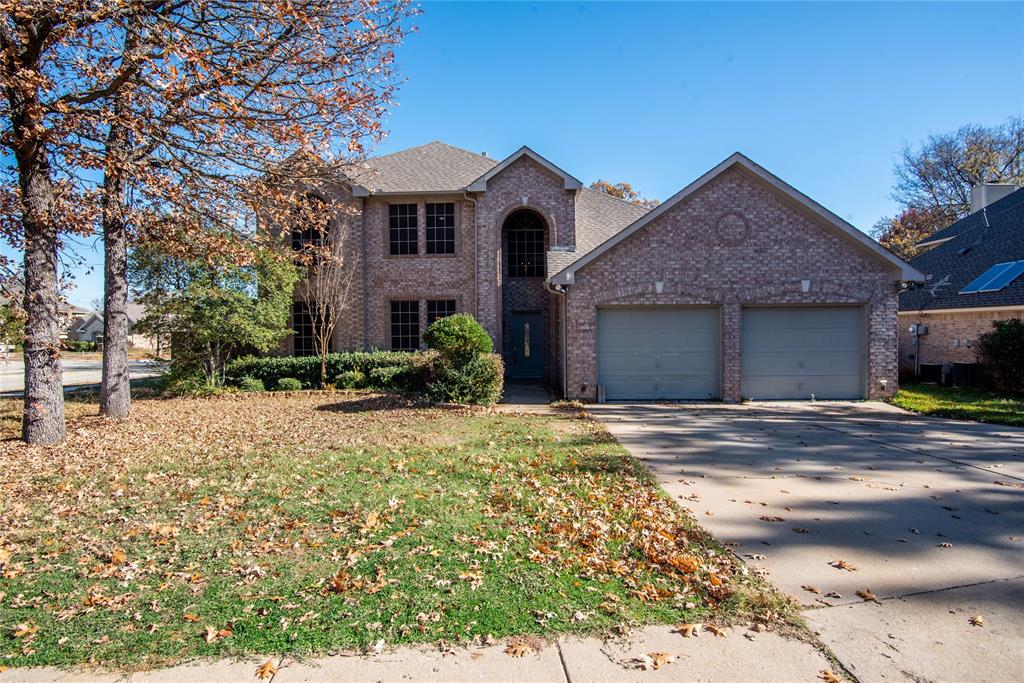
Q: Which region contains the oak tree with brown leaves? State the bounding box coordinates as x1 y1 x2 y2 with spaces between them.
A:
1 0 414 441
589 179 660 209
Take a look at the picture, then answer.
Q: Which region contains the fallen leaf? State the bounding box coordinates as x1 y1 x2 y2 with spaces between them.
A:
11 623 38 638
759 516 785 522
204 625 218 643
628 652 676 670
819 670 842 683
255 659 278 679
705 624 727 637
505 640 534 658
830 559 857 571
856 589 879 603
802 585 821 594
183 613 201 623
969 615 984 627
673 622 698 637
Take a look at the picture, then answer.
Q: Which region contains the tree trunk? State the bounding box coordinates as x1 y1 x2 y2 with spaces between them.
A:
16 124 66 443
99 107 131 418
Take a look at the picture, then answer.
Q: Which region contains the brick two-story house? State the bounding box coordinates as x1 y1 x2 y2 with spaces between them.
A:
285 142 922 401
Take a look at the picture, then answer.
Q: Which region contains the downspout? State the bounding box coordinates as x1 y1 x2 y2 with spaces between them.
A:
463 191 479 320
361 196 370 349
545 280 569 399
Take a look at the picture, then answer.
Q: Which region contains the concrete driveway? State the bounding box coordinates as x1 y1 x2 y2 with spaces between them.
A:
592 401 1024 683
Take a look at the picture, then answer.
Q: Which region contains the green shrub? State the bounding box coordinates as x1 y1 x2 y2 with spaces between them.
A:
427 353 504 405
275 377 303 391
368 365 405 389
61 339 96 352
976 319 1024 395
423 314 493 364
225 351 417 389
163 375 220 397
335 370 366 389
237 376 265 392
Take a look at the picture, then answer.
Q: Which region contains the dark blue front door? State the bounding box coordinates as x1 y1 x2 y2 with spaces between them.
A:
509 312 544 379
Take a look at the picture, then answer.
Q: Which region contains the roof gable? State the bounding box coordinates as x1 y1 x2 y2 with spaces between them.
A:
551 152 924 284
467 146 582 192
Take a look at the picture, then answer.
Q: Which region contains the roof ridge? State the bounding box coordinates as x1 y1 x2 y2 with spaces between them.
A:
366 140 495 164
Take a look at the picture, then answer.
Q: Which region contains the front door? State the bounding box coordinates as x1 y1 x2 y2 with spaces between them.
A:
509 312 544 379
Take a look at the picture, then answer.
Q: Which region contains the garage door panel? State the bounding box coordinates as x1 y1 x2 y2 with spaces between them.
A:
741 307 864 400
598 307 720 400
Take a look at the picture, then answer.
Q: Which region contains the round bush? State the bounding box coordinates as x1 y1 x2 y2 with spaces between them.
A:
275 377 303 391
335 370 367 389
423 314 492 364
238 376 265 392
427 353 504 405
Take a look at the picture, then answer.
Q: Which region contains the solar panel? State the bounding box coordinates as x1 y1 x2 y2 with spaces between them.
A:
978 260 1024 292
960 261 1024 293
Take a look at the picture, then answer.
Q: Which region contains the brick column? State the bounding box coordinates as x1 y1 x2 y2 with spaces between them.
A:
722 301 742 402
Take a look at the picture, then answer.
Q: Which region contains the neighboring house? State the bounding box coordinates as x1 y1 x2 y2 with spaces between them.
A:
898 185 1024 377
70 302 158 351
1 280 88 339
285 141 921 401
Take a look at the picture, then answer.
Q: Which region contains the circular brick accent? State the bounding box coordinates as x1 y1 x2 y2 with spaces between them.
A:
716 211 750 246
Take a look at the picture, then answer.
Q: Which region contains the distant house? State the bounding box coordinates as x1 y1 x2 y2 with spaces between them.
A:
898 184 1024 378
1 280 89 339
69 302 158 351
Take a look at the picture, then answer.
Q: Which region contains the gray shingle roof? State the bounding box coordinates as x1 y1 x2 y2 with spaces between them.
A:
547 189 651 277
347 141 497 194
900 188 1024 311
345 141 652 278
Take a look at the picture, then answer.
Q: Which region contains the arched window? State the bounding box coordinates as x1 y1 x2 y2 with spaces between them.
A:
504 210 546 278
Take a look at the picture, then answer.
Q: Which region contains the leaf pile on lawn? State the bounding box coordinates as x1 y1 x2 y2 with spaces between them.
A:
0 392 788 668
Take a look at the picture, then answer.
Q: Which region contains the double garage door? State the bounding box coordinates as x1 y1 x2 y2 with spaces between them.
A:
597 306 864 400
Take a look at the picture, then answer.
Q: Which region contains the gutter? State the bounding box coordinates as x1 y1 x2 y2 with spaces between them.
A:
463 191 479 320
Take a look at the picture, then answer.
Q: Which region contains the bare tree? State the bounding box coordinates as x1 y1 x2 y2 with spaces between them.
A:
880 116 1024 247
291 194 357 388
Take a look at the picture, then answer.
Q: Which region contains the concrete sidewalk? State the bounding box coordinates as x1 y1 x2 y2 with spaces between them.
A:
0 625 834 682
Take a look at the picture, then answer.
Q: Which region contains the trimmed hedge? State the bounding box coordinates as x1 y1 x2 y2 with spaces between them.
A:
237 376 265 392
275 377 303 391
226 351 417 389
334 370 366 389
423 313 493 364
427 353 504 405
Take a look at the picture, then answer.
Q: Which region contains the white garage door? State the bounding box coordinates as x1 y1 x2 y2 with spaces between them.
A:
597 306 720 400
741 307 864 400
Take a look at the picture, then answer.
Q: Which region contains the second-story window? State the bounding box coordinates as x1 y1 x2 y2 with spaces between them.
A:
425 202 455 254
389 203 418 255
291 194 329 261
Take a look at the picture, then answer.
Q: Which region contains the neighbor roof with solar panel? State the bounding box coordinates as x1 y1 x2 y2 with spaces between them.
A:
959 261 1024 294
900 187 1024 312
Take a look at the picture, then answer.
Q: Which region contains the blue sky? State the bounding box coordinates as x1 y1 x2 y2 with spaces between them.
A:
13 1 1024 308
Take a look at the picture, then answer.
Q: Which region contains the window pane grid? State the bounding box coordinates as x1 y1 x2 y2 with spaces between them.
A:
426 202 455 254
292 302 315 356
426 299 457 326
389 203 418 255
506 212 546 278
391 301 420 351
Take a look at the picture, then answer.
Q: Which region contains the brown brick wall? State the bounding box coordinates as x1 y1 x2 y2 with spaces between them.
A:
897 309 1024 372
562 167 902 401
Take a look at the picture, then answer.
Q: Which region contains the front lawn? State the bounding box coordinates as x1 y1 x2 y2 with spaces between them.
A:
890 382 1024 427
0 392 784 669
